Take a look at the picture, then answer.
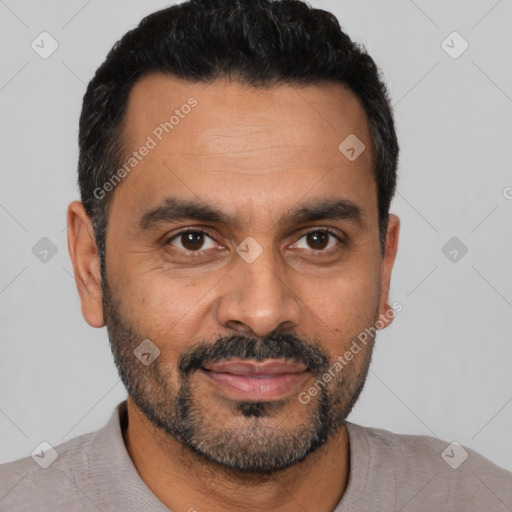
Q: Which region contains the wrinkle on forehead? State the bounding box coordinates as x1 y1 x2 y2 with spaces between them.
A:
121 74 372 163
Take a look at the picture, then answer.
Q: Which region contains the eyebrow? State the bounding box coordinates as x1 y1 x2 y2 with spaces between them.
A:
138 196 367 231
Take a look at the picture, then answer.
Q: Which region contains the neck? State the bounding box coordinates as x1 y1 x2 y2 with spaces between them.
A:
122 398 350 512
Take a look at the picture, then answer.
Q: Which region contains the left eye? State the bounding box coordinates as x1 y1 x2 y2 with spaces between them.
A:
292 230 342 251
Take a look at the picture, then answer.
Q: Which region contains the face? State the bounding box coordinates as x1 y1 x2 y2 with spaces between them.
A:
74 74 399 474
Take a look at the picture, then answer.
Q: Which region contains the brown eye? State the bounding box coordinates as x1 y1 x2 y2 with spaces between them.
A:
167 230 217 252
306 231 329 250
293 229 342 251
181 231 205 250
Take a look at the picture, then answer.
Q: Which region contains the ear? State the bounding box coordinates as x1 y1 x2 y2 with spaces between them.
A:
67 201 105 328
376 214 400 329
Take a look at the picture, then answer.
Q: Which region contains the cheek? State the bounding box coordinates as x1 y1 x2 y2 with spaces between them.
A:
113 269 212 354
305 264 381 334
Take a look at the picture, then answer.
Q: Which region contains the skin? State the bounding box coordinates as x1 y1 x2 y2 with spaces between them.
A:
67 74 400 512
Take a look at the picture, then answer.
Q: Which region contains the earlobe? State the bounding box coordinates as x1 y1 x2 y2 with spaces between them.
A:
377 214 400 329
67 201 105 328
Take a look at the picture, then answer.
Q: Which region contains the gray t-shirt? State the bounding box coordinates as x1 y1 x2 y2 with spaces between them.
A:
1 400 511 511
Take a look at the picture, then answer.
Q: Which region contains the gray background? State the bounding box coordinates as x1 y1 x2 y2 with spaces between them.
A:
1 0 511 472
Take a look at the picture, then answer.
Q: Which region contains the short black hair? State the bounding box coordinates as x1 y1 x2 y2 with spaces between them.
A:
78 0 398 274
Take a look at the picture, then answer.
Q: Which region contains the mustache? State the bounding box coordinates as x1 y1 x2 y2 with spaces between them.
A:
178 331 329 375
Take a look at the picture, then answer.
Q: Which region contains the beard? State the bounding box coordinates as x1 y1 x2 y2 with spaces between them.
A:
101 274 378 475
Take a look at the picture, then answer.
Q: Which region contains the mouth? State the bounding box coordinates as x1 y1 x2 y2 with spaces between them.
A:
200 358 310 401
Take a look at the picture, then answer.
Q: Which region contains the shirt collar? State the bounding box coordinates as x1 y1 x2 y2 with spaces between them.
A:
79 400 171 511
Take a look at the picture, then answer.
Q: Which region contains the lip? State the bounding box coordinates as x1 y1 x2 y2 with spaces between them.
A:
200 358 309 401
203 359 307 375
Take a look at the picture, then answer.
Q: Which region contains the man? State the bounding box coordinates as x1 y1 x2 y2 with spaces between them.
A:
1 0 511 510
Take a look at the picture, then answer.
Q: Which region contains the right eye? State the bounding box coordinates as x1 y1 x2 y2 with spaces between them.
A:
165 229 219 255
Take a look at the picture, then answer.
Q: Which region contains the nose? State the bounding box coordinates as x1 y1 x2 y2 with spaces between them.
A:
215 243 303 338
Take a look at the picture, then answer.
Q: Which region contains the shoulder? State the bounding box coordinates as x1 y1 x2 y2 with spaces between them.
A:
0 431 95 511
345 422 512 510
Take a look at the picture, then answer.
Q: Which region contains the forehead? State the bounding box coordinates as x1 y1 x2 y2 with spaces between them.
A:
112 73 376 225
122 74 372 160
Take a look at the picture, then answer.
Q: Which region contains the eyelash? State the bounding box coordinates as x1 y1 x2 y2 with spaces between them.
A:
165 228 345 256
